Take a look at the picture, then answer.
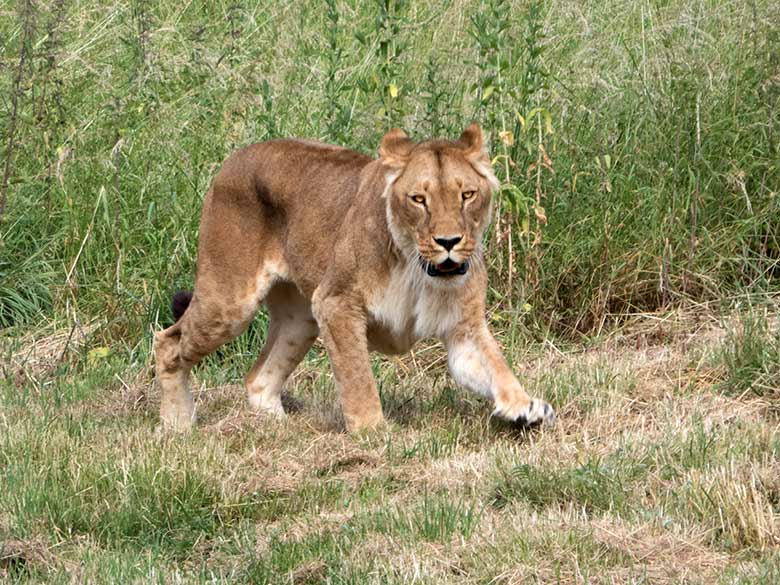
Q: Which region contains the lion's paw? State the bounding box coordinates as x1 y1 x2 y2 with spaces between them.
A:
493 398 555 429
159 396 196 432
248 392 286 418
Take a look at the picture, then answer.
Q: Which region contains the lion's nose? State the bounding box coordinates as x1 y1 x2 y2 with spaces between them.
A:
434 236 463 251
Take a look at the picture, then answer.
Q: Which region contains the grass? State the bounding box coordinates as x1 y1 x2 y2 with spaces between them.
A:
4 309 779 582
1 0 779 334
717 311 780 398
491 458 640 515
2 0 779 582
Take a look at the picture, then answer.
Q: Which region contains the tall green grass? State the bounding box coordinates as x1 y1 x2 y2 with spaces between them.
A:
1 0 778 344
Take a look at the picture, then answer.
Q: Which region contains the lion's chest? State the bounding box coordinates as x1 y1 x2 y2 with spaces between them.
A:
366 266 461 354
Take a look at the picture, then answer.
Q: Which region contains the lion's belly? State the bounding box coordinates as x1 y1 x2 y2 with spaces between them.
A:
366 267 462 355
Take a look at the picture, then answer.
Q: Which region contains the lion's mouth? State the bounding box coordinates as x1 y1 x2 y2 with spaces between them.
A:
423 258 469 277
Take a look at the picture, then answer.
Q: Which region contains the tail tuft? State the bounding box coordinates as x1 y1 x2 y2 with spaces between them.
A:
172 290 193 322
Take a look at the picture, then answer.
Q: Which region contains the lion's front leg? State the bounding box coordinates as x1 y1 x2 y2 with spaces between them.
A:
314 294 384 432
446 325 555 427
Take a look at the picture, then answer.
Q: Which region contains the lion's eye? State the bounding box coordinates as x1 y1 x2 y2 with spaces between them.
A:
462 190 477 201
410 194 426 205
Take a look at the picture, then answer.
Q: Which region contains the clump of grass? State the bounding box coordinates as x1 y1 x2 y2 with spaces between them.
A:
491 459 641 516
244 530 362 583
364 493 481 543
492 440 659 516
665 461 780 552
720 551 780 584
717 312 780 398
385 423 462 461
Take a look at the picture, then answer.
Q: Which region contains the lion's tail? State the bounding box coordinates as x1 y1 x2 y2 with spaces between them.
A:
171 290 193 322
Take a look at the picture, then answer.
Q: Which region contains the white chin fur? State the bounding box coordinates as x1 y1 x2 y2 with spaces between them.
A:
424 269 470 289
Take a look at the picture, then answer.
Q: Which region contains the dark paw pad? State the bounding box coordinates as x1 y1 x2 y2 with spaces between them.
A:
512 399 555 429
511 413 542 430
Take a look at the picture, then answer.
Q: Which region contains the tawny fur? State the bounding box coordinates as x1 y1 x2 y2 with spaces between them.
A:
153 123 554 431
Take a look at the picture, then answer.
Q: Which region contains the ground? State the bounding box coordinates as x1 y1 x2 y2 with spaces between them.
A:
2 306 778 583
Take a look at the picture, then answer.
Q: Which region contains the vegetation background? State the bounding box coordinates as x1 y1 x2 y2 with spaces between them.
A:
1 0 778 582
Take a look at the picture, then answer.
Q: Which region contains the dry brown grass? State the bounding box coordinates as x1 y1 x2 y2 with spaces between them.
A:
1 320 101 385
0 537 53 580
3 311 779 582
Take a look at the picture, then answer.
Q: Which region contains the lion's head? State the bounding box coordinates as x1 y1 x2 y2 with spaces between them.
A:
380 123 499 282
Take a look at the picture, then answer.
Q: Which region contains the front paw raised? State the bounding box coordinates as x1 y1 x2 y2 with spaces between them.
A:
493 398 555 428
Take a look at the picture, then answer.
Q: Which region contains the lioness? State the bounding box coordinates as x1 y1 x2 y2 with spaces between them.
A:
154 123 555 431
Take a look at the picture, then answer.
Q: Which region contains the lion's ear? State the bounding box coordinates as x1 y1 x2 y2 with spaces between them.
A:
379 128 414 168
459 122 500 192
458 122 486 160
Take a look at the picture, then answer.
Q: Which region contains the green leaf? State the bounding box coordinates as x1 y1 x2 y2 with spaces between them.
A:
88 347 111 363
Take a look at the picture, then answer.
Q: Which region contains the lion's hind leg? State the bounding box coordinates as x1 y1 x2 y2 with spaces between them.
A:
155 259 284 430
246 283 318 416
155 291 257 429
